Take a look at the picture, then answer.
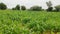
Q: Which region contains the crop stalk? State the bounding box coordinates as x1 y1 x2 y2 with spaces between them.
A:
54 32 57 34
44 30 51 34
40 31 43 34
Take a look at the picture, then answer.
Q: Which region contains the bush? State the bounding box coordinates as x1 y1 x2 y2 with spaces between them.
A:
0 3 7 10
30 6 42 11
15 5 20 10
21 6 26 10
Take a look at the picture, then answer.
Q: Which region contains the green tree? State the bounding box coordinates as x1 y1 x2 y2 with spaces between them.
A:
55 5 60 11
15 5 20 10
30 6 42 11
46 1 53 11
21 6 26 10
0 3 7 10
46 1 52 7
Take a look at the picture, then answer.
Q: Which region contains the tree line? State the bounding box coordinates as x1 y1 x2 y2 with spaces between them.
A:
0 1 60 11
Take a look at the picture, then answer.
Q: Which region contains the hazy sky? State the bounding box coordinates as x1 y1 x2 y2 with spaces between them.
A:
0 0 60 9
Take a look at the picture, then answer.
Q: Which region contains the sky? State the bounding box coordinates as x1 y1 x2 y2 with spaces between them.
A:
0 0 60 9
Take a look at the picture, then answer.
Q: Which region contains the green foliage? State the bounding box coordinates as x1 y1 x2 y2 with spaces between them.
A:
46 1 53 11
0 3 7 10
52 26 60 32
22 18 30 24
30 6 42 11
0 10 60 34
55 5 60 11
15 5 20 10
47 7 53 11
27 22 37 29
46 1 52 7
21 6 26 10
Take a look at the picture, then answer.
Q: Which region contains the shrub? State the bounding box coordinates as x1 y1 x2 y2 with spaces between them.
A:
0 3 7 10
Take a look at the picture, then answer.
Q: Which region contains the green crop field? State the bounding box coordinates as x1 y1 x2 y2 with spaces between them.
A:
0 10 60 34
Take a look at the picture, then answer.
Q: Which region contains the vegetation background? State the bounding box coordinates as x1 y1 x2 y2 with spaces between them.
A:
0 0 60 34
